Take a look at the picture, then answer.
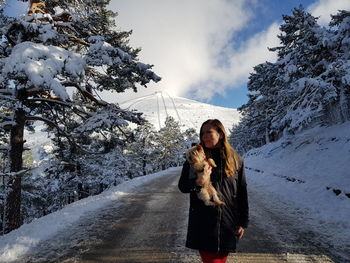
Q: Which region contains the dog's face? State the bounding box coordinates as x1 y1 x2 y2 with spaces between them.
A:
186 144 206 165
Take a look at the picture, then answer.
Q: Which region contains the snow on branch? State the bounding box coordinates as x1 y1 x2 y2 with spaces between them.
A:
3 42 86 100
25 115 104 155
0 146 9 152
62 82 108 106
86 36 130 66
86 36 160 83
0 121 15 129
0 114 13 121
26 97 84 108
0 89 14 96
0 94 16 101
74 104 129 133
0 168 32 178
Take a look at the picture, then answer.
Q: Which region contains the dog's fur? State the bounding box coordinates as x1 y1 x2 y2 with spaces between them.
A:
186 144 225 206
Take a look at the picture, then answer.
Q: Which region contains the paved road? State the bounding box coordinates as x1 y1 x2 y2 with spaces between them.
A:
20 169 345 263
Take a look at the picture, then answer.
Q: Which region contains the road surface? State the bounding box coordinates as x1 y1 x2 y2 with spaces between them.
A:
19 168 346 263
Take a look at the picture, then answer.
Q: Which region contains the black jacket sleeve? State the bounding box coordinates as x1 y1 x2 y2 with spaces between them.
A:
237 161 249 228
178 161 202 193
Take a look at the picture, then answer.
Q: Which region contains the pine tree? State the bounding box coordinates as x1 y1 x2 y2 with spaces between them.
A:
236 61 280 151
182 127 198 148
126 122 161 176
158 116 184 169
0 0 160 233
231 7 350 153
324 10 350 123
268 6 332 134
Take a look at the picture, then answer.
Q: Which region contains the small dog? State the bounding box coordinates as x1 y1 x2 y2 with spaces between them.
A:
186 144 225 206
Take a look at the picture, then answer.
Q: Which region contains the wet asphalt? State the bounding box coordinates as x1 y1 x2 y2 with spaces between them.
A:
17 169 347 263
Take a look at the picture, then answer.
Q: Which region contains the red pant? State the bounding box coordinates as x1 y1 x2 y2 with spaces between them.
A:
199 250 229 263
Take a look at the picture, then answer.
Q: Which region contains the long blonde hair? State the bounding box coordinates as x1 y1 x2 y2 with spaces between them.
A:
200 119 242 177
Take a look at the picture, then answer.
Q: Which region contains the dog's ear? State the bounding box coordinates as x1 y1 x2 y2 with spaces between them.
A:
196 144 202 152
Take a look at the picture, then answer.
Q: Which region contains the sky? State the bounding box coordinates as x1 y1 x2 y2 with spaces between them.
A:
3 0 350 109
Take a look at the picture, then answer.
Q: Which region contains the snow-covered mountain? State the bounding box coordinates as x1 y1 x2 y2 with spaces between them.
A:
119 92 240 132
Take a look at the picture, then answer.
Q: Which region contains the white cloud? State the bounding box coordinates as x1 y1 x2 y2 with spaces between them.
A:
105 0 350 105
5 0 350 105
308 0 350 25
107 0 253 103
192 22 280 100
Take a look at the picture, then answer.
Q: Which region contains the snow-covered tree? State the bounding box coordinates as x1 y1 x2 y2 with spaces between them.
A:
126 122 161 176
236 62 280 150
323 10 350 123
272 7 350 131
231 6 350 153
182 127 198 148
157 116 184 169
0 0 160 233
268 6 332 134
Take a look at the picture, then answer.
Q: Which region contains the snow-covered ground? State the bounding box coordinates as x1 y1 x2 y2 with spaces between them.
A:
245 121 350 258
0 168 179 263
1 121 349 262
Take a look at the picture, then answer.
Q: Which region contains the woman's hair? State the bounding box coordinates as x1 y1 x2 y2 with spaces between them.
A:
200 119 242 177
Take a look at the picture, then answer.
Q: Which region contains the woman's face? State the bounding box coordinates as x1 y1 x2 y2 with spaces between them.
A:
201 124 222 149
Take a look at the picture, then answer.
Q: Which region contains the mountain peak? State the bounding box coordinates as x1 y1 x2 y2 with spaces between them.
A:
120 92 240 131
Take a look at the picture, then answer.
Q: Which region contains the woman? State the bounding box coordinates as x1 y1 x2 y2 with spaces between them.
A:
178 119 249 263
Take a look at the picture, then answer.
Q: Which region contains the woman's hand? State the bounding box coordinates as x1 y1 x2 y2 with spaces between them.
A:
235 226 245 240
195 165 212 186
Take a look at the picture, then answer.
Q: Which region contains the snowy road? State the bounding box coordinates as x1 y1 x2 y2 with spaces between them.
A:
9 168 347 263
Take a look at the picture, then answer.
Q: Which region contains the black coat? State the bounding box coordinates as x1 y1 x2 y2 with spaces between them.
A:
178 147 249 253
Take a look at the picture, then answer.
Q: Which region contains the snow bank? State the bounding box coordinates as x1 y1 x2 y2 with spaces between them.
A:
0 167 179 263
245 121 350 243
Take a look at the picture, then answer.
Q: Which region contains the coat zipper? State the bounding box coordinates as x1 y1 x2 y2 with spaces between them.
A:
217 158 223 252
217 206 222 252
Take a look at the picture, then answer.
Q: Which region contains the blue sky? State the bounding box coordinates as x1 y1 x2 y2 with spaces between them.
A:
209 0 318 108
3 0 350 109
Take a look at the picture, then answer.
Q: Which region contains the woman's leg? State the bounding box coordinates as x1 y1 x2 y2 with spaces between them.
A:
199 250 229 263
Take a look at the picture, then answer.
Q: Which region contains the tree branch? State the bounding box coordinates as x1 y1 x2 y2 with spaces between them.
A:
0 146 9 152
0 121 16 130
0 168 32 178
68 37 89 47
0 89 14 96
0 94 16 101
85 67 105 78
26 97 97 111
0 114 13 121
62 82 108 106
26 115 103 155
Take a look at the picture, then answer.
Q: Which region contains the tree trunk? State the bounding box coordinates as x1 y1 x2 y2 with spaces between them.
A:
4 105 26 233
143 159 147 175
